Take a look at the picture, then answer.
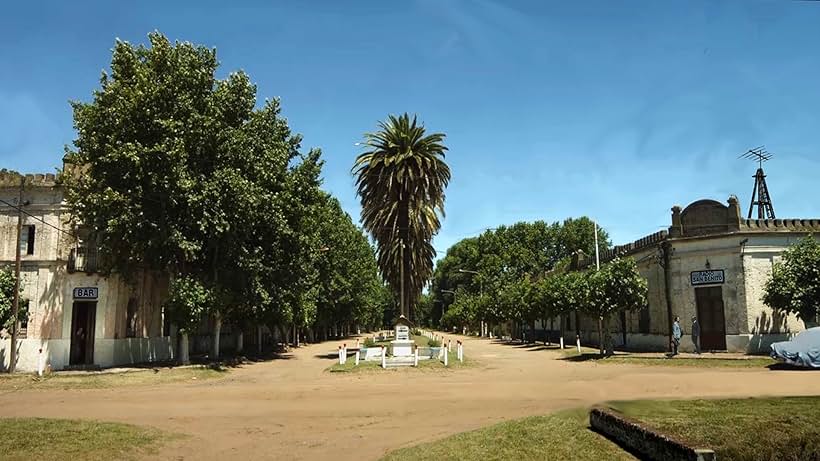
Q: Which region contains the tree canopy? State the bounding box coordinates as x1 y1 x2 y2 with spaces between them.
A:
432 218 609 328
0 268 27 335
763 235 820 327
353 113 450 320
65 31 387 357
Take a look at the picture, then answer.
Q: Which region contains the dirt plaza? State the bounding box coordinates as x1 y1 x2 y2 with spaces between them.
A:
2 335 819 461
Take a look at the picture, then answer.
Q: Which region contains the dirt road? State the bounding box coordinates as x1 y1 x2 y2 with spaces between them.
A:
3 335 819 460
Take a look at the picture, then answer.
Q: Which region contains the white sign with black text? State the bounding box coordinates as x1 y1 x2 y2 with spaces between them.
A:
690 270 725 286
73 287 99 300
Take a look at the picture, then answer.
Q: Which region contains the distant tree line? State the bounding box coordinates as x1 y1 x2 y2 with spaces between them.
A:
427 219 648 356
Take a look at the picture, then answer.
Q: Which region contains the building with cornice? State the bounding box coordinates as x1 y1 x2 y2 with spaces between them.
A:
0 171 173 372
570 195 819 354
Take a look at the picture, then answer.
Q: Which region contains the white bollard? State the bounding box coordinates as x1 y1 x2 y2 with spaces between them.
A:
443 347 449 367
576 335 581 353
560 336 565 350
448 340 452 353
338 346 343 365
414 347 419 367
37 348 45 377
355 350 360 366
381 346 386 369
342 344 347 365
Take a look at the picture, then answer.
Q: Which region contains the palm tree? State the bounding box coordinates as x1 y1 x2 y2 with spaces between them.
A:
353 114 450 320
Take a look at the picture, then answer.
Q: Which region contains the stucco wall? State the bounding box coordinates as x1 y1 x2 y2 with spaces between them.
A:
0 337 173 372
573 232 813 354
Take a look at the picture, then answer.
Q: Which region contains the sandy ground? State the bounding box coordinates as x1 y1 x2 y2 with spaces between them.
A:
2 334 820 460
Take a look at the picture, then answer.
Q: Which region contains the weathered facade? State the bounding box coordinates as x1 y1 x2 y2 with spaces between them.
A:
0 171 173 372
571 196 819 354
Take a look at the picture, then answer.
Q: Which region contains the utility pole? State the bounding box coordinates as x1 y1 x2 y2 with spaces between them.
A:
8 177 25 373
594 221 600 271
594 220 604 357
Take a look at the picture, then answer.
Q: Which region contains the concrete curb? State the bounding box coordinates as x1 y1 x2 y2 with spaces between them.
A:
590 407 715 461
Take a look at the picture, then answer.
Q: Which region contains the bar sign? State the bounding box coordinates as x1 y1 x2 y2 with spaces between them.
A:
73 287 99 300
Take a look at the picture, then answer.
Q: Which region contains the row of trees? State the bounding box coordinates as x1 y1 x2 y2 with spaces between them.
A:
440 256 647 356
64 32 392 362
427 218 608 328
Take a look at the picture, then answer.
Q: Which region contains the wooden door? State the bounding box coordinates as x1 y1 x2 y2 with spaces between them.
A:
70 302 96 365
695 287 726 351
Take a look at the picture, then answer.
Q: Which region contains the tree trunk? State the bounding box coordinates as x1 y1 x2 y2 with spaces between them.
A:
559 314 564 349
236 330 244 354
179 333 190 365
257 325 263 354
278 324 289 350
598 316 604 357
601 316 614 357
211 312 222 360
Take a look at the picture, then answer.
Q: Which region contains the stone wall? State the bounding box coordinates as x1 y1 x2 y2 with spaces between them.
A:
589 407 715 461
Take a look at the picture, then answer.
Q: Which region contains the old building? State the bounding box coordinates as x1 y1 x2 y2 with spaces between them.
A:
0 171 173 372
572 195 819 354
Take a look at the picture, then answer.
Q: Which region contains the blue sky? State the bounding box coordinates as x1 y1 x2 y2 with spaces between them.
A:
2 1 819 253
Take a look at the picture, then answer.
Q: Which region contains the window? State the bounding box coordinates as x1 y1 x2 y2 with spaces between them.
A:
126 298 138 338
18 300 30 339
19 225 35 255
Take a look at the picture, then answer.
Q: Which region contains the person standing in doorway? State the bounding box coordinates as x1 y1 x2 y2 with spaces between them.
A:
671 317 682 356
691 316 701 355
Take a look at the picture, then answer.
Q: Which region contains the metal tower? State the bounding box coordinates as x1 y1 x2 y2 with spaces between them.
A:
739 146 775 219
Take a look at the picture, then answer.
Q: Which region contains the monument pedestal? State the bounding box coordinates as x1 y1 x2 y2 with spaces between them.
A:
392 315 414 357
391 340 414 357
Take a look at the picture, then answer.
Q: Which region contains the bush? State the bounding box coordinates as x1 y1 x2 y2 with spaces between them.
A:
411 328 422 336
363 337 376 348
428 338 441 347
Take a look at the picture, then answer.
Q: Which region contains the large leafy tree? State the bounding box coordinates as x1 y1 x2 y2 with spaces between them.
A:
65 32 324 358
585 257 648 356
763 236 820 328
353 113 450 320
311 194 386 339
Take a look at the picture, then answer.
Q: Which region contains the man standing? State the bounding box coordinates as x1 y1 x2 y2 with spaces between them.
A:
691 316 701 355
671 316 682 356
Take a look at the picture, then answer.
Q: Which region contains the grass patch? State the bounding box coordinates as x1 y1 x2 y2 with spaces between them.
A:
610 396 820 461
0 417 170 461
381 408 633 461
383 396 820 461
326 350 475 373
0 366 227 391
560 348 775 368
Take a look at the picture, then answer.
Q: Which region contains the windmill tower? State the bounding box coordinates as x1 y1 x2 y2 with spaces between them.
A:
739 146 775 219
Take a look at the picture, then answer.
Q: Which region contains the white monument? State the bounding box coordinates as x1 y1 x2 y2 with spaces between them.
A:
391 315 415 357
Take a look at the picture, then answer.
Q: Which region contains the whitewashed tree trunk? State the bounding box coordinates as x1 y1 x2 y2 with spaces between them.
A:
236 331 244 354
179 333 190 365
212 312 223 360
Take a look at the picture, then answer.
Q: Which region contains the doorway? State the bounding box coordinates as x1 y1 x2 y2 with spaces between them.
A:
695 286 726 351
70 301 96 365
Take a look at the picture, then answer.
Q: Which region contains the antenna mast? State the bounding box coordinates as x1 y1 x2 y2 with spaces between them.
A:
739 146 775 219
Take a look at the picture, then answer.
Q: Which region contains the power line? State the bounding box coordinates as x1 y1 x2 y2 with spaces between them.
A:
0 198 78 240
